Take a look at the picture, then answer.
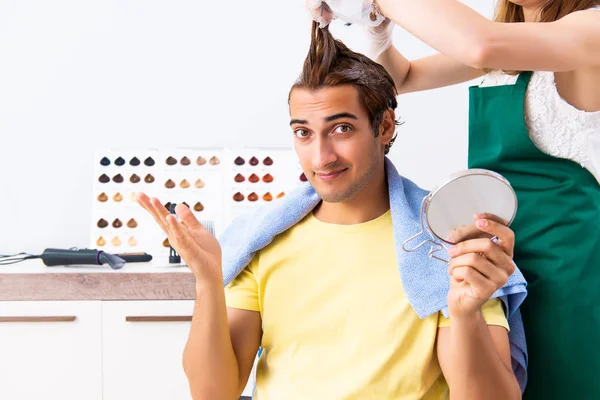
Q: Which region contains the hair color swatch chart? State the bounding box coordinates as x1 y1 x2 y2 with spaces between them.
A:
90 148 304 258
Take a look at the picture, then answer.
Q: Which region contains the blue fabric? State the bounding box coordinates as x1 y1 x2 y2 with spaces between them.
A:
219 157 528 391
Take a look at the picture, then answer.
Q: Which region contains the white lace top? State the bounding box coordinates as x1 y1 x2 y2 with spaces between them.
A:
478 5 600 184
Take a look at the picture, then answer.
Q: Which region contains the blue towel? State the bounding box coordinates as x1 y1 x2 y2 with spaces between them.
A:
219 157 528 392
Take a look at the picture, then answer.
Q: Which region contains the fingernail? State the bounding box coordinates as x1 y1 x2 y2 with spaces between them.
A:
447 246 456 256
477 219 488 228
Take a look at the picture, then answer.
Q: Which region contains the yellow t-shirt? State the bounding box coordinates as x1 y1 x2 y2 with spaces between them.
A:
225 210 508 399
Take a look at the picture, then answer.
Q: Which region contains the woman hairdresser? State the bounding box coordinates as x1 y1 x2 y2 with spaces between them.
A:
307 0 600 398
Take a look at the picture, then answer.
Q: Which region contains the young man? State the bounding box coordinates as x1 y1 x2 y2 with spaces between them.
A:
137 22 524 399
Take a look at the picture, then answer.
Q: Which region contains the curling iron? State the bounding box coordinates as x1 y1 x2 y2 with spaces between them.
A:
40 248 126 269
0 248 152 269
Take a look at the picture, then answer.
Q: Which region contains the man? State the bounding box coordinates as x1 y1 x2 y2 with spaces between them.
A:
137 22 523 399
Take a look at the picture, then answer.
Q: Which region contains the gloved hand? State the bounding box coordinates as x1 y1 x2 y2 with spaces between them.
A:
305 0 386 28
305 0 334 28
365 17 394 60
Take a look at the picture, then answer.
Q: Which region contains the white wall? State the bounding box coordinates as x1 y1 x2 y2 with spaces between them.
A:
0 0 494 255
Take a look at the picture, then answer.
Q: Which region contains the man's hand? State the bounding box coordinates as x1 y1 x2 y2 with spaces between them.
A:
136 193 223 288
446 213 516 319
445 213 508 243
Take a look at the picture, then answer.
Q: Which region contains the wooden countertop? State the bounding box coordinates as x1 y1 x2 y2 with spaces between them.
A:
0 258 197 301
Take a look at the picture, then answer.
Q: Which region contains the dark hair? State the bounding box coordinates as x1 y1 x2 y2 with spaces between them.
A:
290 21 400 154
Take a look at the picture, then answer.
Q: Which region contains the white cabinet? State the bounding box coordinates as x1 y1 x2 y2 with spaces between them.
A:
101 300 256 400
101 300 195 400
0 300 255 400
0 301 103 400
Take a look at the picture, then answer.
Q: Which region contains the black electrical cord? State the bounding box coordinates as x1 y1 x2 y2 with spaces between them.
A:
0 252 41 265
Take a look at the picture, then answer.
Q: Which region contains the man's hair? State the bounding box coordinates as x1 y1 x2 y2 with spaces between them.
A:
290 21 399 154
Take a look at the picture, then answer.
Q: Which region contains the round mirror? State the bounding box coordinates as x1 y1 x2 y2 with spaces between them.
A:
425 169 517 244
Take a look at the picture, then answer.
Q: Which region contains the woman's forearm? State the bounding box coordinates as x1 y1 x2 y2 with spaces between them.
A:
376 0 493 68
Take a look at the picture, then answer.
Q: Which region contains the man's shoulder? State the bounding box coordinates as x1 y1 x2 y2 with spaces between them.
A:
220 182 318 236
259 212 315 252
384 159 430 197
388 172 430 214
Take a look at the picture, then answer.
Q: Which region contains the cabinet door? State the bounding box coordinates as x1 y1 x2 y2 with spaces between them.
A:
102 300 197 400
102 300 256 400
0 301 103 400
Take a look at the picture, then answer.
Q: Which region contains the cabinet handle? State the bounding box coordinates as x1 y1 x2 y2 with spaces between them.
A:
0 316 77 322
125 316 192 322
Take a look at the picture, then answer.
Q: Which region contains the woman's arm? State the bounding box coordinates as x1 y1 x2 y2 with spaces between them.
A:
376 0 600 72
377 46 483 93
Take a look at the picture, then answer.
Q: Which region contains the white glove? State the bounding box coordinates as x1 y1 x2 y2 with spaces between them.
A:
365 17 394 60
305 0 334 28
305 0 386 28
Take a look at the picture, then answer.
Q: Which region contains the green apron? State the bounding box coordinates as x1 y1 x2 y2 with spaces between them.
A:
468 71 600 399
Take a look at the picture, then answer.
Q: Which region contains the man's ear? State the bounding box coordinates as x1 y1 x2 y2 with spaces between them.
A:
379 108 396 146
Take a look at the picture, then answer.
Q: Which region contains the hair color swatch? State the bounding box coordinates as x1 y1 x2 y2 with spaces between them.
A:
93 148 298 256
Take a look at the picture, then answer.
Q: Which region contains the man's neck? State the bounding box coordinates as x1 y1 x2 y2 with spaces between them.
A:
313 168 390 225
